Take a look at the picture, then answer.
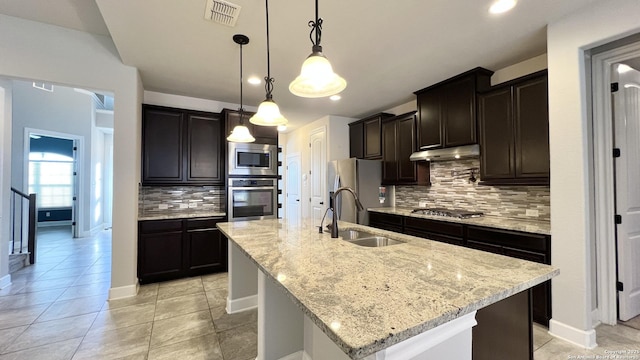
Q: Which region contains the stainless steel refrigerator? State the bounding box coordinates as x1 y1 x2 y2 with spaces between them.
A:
328 158 394 225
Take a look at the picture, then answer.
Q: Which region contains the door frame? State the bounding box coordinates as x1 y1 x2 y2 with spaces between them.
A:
285 152 301 223
23 127 84 238
591 40 640 325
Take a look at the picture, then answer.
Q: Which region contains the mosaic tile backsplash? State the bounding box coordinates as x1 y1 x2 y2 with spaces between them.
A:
138 185 225 218
395 159 550 221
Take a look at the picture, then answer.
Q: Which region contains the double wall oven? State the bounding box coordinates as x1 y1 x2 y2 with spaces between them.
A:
227 142 279 222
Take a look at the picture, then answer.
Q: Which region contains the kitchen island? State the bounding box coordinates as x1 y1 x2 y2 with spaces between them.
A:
217 219 558 360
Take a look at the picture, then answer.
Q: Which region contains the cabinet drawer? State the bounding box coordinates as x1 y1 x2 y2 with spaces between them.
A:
504 246 548 265
404 229 464 246
139 219 183 234
467 240 502 255
186 217 224 230
404 217 464 237
369 212 403 227
466 225 548 253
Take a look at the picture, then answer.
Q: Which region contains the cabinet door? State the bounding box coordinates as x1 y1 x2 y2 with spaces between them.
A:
416 89 442 149
138 231 184 283
443 77 477 147
187 112 223 184
479 88 515 180
186 228 226 275
349 121 364 159
381 120 398 184
363 117 382 159
142 106 185 184
514 76 549 178
396 115 417 182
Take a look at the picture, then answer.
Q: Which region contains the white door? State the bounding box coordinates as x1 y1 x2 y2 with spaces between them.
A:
309 127 327 227
286 153 301 226
614 68 640 321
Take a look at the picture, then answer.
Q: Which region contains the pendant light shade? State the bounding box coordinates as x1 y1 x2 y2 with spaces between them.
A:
250 0 288 127
227 34 255 143
289 0 346 98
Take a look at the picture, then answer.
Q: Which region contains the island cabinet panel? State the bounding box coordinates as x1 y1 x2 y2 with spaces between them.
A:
415 67 493 150
138 217 227 284
142 105 224 185
348 121 364 159
479 71 549 185
368 212 404 233
404 217 464 246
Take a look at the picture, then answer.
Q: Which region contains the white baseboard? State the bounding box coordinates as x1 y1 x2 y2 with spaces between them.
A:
278 351 311 360
0 274 11 289
226 294 258 314
108 283 139 300
549 319 598 349
591 308 601 328
37 220 72 228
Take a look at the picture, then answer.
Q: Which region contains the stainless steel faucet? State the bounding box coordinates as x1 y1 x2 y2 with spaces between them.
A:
331 187 364 238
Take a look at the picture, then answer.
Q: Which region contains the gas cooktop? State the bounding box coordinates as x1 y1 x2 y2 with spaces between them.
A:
411 208 484 219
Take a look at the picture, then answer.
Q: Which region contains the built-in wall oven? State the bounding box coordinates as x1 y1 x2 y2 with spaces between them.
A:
228 178 278 222
228 142 278 177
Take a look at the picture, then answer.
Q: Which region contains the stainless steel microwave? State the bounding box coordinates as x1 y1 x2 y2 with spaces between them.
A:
228 143 278 177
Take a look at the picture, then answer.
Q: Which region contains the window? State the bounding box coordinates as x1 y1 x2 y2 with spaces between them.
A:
29 152 74 208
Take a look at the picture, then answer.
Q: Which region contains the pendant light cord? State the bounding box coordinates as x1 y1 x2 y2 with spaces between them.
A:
239 41 245 125
308 0 322 47
264 0 274 100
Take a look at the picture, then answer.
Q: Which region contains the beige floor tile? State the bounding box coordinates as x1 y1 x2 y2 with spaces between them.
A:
72 271 111 286
35 294 107 322
620 314 640 331
0 338 82 360
18 277 78 294
147 333 223 360
150 310 215 349
4 313 96 353
72 323 152 360
213 308 257 333
533 323 553 351
154 293 209 321
217 322 257 360
205 288 228 308
0 304 49 330
102 284 157 310
157 277 204 300
210 306 227 322
37 267 88 281
0 281 27 297
202 273 228 292
0 326 28 353
0 289 63 311
57 281 110 301
90 303 156 332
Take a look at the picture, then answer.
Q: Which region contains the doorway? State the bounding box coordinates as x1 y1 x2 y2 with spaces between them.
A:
591 38 640 325
286 153 301 226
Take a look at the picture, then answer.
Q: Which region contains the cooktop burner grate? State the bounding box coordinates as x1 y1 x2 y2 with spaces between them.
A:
411 208 484 219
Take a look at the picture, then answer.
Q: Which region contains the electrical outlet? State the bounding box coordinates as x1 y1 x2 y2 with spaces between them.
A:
179 203 189 209
188 203 197 208
526 209 539 217
158 204 169 210
419 201 428 208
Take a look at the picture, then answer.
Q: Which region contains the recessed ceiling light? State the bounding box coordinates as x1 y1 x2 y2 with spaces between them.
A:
330 94 341 101
617 64 633 74
248 76 261 85
277 125 287 132
489 0 517 14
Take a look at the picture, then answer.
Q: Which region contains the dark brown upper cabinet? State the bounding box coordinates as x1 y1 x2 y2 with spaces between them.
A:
414 67 493 150
222 109 278 145
479 71 549 185
348 113 394 160
381 112 430 185
142 104 224 185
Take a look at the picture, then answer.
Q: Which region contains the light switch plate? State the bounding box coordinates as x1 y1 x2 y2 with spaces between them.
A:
179 203 189 209
158 204 169 210
188 203 197 208
526 209 539 217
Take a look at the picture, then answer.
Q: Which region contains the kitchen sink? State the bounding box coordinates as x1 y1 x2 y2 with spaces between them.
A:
338 229 376 240
347 236 405 247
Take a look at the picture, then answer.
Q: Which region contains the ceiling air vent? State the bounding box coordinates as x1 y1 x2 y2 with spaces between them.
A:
204 0 241 27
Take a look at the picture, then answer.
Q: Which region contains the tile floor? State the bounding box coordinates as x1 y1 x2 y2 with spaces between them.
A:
0 226 256 360
2 225 640 359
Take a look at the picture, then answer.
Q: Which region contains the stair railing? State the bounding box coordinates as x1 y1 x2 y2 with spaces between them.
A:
9 187 37 264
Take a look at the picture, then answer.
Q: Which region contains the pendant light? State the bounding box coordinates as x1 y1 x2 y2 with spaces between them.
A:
289 0 346 98
249 0 288 127
227 34 256 143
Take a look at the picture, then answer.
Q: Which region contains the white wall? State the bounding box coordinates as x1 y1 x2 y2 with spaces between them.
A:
491 54 548 85
0 14 142 298
0 79 12 287
547 0 640 347
144 91 253 113
10 81 97 234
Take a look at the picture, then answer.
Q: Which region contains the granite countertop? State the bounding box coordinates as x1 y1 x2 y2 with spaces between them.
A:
368 207 551 235
217 219 558 359
138 211 226 221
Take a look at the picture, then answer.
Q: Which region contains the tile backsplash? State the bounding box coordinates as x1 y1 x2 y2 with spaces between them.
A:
138 185 225 218
395 159 550 221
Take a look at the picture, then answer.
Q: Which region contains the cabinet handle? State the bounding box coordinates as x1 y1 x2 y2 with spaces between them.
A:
319 202 324 205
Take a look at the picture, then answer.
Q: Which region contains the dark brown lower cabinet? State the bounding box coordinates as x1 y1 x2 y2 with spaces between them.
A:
138 217 227 284
473 290 533 360
368 212 404 232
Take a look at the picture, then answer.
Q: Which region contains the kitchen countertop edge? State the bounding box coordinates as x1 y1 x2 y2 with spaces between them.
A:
138 211 226 221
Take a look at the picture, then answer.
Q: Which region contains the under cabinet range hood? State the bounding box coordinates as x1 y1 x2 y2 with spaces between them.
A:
409 144 480 162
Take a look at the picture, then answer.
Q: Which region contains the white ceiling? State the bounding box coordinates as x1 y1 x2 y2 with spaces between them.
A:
0 0 600 129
